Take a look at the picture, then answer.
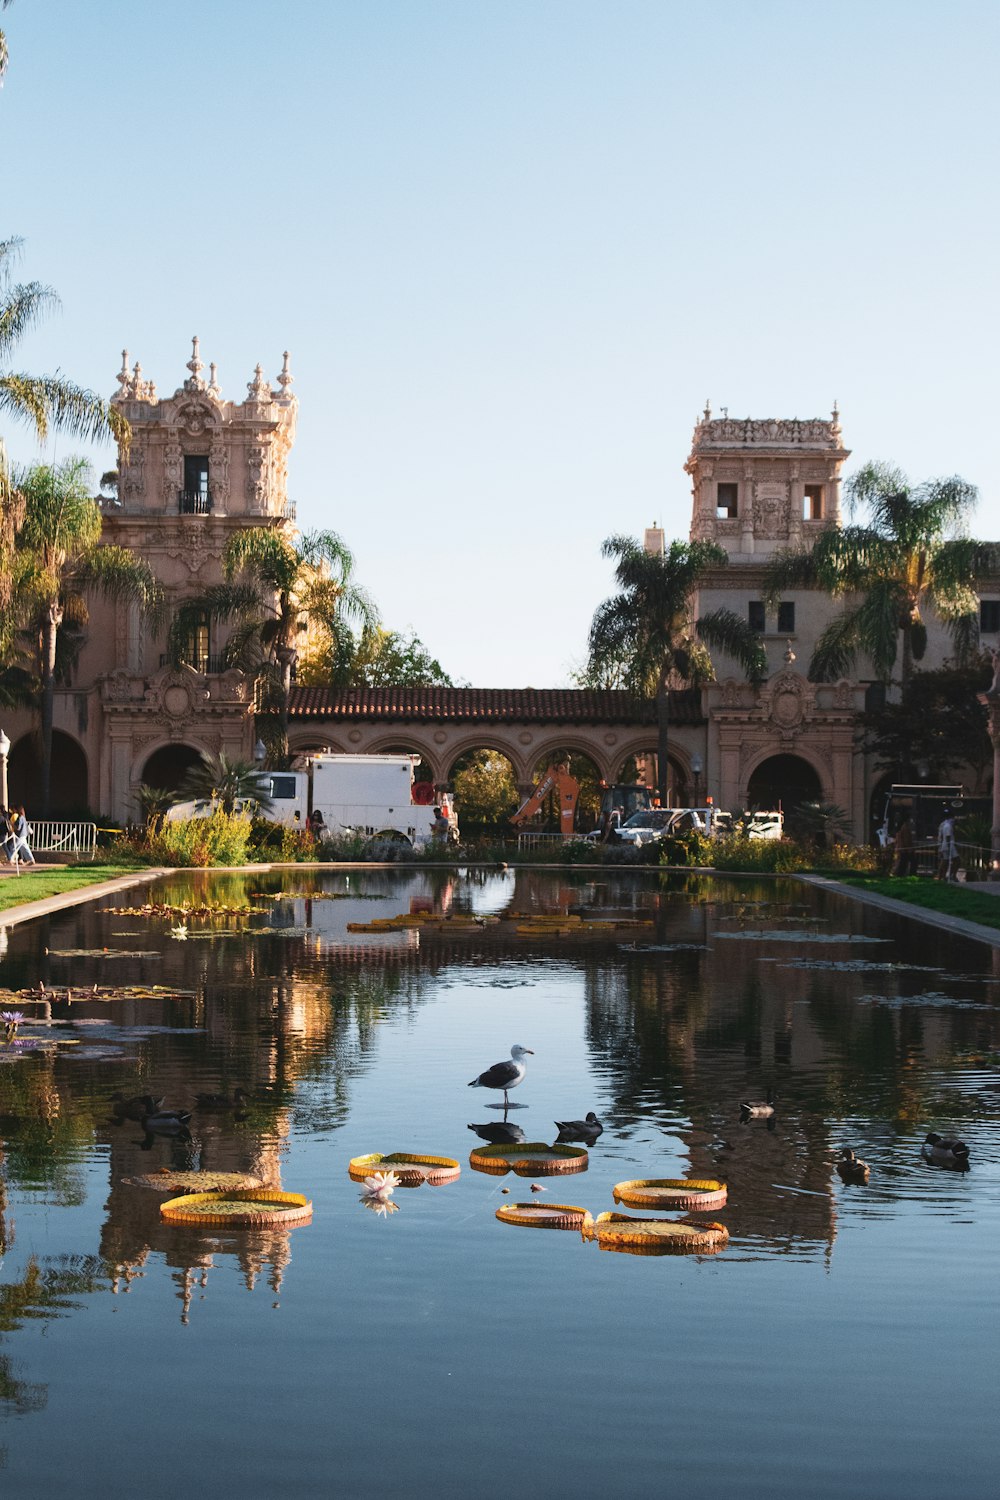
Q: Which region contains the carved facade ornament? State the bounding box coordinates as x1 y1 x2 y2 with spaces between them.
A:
752 481 790 540
692 414 843 451
176 398 218 435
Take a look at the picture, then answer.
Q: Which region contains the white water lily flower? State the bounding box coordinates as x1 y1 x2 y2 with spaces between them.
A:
363 1170 400 1199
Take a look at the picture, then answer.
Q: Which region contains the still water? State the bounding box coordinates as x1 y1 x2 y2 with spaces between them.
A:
0 867 998 1499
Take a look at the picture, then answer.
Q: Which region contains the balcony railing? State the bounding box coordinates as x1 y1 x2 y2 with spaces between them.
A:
178 489 212 514
159 653 235 675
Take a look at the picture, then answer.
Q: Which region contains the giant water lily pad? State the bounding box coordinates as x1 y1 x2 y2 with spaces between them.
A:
613 1178 728 1211
469 1142 589 1176
160 1189 312 1226
124 1170 265 1194
496 1202 593 1230
586 1212 729 1255
348 1152 460 1186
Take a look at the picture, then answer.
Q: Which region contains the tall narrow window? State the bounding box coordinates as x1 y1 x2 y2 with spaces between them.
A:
748 601 766 633
181 455 210 513
185 611 211 673
717 482 738 519
777 601 796 634
803 484 824 520
981 600 1000 633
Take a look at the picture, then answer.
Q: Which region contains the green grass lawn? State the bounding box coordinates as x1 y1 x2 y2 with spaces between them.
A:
836 874 1000 932
0 863 151 915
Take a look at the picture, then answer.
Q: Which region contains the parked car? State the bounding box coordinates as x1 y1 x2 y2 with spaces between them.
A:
616 806 733 847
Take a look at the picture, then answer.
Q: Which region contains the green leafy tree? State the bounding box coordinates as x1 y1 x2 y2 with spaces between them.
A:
15 458 162 815
587 535 767 802
452 750 519 835
766 461 990 684
856 657 993 787
299 625 454 688
169 527 377 762
174 749 274 816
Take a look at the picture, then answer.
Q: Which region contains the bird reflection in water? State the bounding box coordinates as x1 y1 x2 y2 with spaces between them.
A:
468 1121 527 1145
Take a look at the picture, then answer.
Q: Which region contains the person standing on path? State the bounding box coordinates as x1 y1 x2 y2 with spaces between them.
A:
936 807 958 882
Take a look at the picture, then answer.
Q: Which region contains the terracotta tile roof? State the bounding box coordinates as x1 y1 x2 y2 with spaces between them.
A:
287 686 704 725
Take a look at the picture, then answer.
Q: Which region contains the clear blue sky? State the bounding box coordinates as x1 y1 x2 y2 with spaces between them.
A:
4 1 998 685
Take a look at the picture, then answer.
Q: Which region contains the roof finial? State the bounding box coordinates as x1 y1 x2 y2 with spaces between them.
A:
117 349 130 394
185 335 206 391
277 350 293 392
703 399 712 421
208 361 220 396
247 362 271 401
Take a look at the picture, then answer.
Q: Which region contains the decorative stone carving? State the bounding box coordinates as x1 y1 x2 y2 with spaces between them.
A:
752 482 790 540
246 442 268 511
163 685 191 718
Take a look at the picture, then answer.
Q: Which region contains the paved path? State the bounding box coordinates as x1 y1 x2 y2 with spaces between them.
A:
798 874 1000 949
0 869 169 929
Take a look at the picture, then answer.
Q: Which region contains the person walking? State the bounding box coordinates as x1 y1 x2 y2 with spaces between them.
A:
9 807 35 865
936 807 958 882
0 807 15 864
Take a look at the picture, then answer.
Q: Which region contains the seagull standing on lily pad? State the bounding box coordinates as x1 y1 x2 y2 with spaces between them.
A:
468 1045 534 1109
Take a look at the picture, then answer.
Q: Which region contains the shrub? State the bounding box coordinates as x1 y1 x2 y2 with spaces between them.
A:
143 810 255 867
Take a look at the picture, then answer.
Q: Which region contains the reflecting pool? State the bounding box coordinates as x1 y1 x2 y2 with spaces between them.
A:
0 868 998 1498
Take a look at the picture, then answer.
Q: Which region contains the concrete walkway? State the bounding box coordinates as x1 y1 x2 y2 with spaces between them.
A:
0 868 169 929
797 873 1000 949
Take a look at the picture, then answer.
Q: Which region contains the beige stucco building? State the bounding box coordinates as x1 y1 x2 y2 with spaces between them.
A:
3 362 997 838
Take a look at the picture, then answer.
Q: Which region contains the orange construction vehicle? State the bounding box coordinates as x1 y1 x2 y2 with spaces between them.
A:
510 762 580 837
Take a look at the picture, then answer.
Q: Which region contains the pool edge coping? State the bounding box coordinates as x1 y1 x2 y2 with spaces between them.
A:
795 872 1000 948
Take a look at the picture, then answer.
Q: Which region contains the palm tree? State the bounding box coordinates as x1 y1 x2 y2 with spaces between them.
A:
16 457 162 815
2 237 129 667
169 527 377 763
1 238 129 451
588 535 767 803
174 750 273 817
765 461 990 684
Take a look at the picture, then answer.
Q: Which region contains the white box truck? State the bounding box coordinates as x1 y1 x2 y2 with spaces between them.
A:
167 754 457 849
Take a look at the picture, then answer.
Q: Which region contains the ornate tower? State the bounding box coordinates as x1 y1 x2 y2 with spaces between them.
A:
685 405 849 558
82 340 299 817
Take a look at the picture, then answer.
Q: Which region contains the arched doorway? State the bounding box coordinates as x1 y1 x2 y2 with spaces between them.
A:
9 731 89 816
141 743 204 797
447 747 519 841
746 754 823 838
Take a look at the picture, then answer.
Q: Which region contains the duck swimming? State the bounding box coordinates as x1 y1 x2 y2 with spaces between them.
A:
921 1132 970 1169
836 1148 870 1185
554 1112 603 1141
740 1087 775 1121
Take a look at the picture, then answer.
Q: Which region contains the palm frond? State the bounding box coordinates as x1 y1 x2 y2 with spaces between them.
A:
809 608 863 682
0 281 60 361
81 546 164 622
696 608 768 683
0 373 126 446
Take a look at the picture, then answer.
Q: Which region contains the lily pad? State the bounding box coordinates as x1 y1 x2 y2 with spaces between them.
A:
613 1178 728 1211
586 1212 729 1255
496 1202 594 1230
469 1142 589 1176
123 1170 265 1194
348 1152 461 1186
160 1189 312 1226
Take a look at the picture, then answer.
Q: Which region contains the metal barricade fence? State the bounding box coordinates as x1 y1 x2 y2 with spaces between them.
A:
21 821 98 859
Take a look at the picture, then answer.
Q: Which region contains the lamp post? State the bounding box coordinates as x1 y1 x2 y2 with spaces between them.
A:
691 752 703 807
0 728 9 808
